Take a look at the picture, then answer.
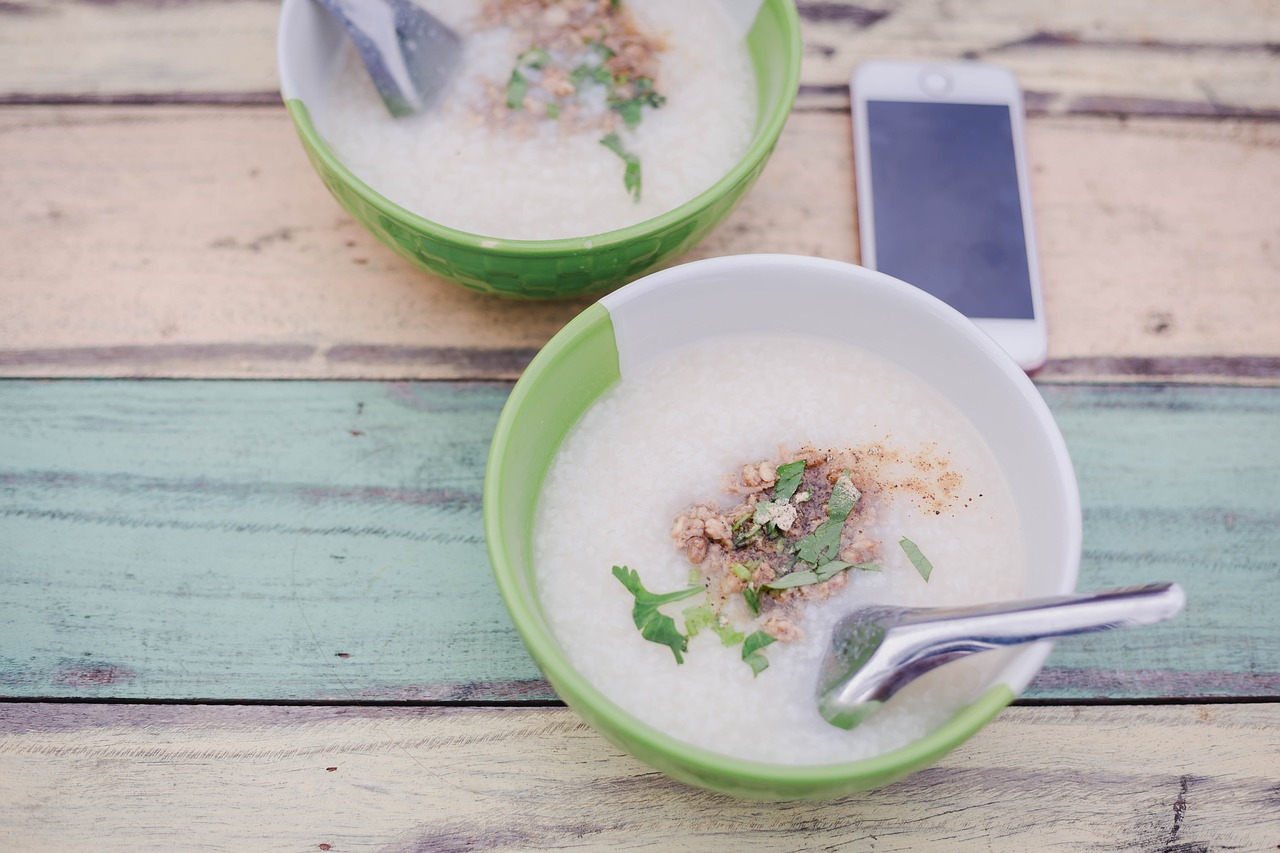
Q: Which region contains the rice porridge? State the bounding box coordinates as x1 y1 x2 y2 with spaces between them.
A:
534 335 1026 765
317 0 757 240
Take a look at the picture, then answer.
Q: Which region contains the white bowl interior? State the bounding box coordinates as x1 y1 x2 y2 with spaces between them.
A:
601 254 1082 694
277 0 770 136
278 0 346 111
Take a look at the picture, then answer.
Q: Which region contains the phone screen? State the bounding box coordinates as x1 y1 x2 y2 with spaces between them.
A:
865 100 1033 320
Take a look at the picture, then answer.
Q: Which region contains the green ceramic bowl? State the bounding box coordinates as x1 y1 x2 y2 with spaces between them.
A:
484 255 1082 799
276 1 801 298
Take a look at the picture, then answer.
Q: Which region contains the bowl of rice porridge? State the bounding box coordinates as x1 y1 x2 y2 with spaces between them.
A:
484 254 1082 799
277 0 801 298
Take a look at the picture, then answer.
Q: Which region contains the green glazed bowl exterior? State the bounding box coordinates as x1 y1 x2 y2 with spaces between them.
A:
483 255 1082 799
279 1 801 299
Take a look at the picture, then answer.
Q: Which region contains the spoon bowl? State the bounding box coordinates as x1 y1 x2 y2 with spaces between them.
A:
818 583 1186 729
312 0 461 116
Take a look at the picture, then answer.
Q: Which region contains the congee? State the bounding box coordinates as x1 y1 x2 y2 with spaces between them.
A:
535 335 1026 765
318 0 757 240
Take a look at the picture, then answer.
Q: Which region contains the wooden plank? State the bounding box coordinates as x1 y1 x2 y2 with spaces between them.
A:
794 0 1280 116
0 380 543 702
1 107 1277 382
2 0 1279 118
1 380 1276 701
0 0 279 102
0 703 1275 851
1029 385 1280 698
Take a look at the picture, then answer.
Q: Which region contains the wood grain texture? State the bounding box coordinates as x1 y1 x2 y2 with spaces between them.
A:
1 380 1276 702
0 703 1276 851
1 107 1277 381
793 0 1280 116
3 0 1279 118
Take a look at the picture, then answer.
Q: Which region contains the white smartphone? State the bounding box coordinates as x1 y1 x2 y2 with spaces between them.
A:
852 60 1047 371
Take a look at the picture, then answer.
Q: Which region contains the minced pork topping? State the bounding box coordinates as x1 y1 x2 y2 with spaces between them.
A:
612 442 972 675
475 0 668 199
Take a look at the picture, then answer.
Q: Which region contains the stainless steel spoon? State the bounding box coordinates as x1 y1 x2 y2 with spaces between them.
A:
314 0 461 116
817 582 1186 729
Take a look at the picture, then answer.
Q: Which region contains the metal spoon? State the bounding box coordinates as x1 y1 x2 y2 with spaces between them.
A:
314 0 462 116
817 582 1186 729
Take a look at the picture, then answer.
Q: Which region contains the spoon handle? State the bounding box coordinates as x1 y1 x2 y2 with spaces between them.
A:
894 582 1185 649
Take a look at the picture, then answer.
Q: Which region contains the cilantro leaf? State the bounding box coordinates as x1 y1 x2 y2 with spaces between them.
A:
791 470 860 566
773 461 806 502
828 470 861 521
899 537 933 581
713 622 745 647
792 518 842 566
742 585 761 615
508 48 555 111
516 47 551 70
760 560 877 592
612 565 701 662
682 603 716 638
742 630 776 676
762 570 818 590
732 519 762 548
816 560 881 580
506 68 527 110
608 78 666 129
683 605 744 648
570 63 613 90
615 100 643 129
588 39 617 60
599 133 641 201
730 562 753 581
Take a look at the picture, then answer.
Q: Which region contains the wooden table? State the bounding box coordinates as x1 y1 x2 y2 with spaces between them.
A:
2 1 1278 849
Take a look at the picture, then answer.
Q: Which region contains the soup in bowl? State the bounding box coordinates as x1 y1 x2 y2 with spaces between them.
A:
277 0 801 298
484 254 1081 798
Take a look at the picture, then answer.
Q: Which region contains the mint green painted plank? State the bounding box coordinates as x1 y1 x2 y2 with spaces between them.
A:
1028 385 1280 698
0 380 541 700
1 381 1277 701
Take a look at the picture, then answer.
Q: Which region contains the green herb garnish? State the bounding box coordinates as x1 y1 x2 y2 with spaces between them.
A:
899 537 933 581
683 604 744 647
761 570 818 590
731 508 761 548
792 470 860 566
517 47 551 69
506 48 553 110
773 460 806 502
599 132 641 200
506 69 528 110
612 565 702 662
587 39 617 60
816 559 881 579
760 560 878 592
570 63 614 89
742 630 776 676
608 76 666 129
545 102 560 120
742 585 761 615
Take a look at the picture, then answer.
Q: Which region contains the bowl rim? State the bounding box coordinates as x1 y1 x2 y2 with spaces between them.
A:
484 253 1083 792
276 0 802 254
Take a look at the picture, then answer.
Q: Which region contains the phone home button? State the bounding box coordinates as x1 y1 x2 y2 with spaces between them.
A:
919 68 953 97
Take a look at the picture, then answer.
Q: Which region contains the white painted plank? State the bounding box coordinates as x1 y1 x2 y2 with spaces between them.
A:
1 108 1277 381
3 0 1278 117
0 703 1275 851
